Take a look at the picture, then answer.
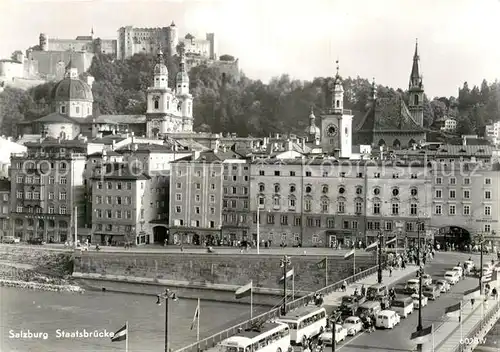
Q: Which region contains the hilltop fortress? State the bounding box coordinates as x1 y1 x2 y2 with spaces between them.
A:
0 23 240 86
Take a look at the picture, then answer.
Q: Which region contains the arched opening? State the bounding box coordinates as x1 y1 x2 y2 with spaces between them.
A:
153 226 168 244
336 100 340 108
154 100 159 109
378 139 386 147
414 94 419 105
192 233 200 245
408 139 416 148
393 139 401 149
152 127 159 137
434 226 471 251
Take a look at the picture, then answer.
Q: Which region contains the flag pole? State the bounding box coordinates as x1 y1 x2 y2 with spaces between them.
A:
459 301 462 342
353 247 356 276
125 321 129 352
250 280 253 320
292 267 295 301
325 257 328 286
197 298 200 342
431 323 434 352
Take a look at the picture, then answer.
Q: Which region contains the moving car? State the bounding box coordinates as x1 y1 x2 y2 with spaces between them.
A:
422 285 441 300
436 280 451 293
464 260 474 271
343 316 363 336
375 310 400 329
339 295 365 318
404 279 420 294
411 294 428 308
444 271 459 285
452 267 463 278
357 301 382 320
391 296 414 318
421 274 432 286
319 324 347 345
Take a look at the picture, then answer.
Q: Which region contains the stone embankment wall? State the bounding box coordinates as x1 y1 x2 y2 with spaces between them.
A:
74 252 376 292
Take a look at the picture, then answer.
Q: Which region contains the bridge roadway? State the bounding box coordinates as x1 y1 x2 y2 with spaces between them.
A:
335 252 495 352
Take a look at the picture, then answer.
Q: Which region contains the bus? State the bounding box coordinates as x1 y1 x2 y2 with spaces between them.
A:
277 306 327 346
219 322 291 352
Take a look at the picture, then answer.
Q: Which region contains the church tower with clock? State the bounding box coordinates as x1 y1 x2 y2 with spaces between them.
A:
320 61 353 158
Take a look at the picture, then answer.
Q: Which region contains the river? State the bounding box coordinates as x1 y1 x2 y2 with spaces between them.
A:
0 286 269 352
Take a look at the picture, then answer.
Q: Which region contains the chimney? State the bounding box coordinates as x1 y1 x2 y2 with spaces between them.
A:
287 140 293 151
133 144 138 151
192 150 200 160
301 138 305 151
112 140 116 150
97 132 103 139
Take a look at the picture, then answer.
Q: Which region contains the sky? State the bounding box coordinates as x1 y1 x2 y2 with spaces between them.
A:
0 0 499 98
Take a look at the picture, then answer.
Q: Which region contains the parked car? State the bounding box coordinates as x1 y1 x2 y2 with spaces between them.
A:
444 271 459 285
27 238 44 245
436 280 451 293
343 316 363 336
319 324 347 345
411 294 428 308
1 236 20 244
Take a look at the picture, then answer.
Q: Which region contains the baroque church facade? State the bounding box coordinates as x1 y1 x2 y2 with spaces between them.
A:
18 47 194 140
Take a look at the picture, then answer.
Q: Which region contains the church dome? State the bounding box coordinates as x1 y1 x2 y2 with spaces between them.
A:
52 77 93 102
154 63 168 76
305 124 320 136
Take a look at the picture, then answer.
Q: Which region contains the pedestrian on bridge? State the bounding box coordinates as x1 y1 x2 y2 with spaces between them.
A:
492 288 498 300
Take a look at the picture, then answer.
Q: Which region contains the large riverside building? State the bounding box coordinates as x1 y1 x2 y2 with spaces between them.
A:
8 139 94 242
249 159 432 248
168 149 249 245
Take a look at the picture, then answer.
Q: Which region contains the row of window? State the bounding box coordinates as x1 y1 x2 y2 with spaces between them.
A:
59 105 90 115
257 197 420 216
223 186 249 196
173 193 217 204
16 176 67 184
172 219 217 228
434 189 492 199
96 181 134 190
258 184 418 197
223 199 249 209
223 175 250 181
16 161 68 171
0 194 8 202
175 170 218 178
14 219 68 228
434 204 492 216
15 205 69 214
95 209 134 219
175 182 218 191
17 191 68 201
257 170 419 179
95 224 133 232
435 177 492 185
96 195 134 206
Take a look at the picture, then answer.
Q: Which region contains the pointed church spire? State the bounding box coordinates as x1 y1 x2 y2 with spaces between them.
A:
409 38 422 89
91 27 94 36
370 77 377 100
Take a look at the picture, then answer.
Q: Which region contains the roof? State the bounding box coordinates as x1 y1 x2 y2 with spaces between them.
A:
281 306 324 319
93 115 146 124
0 179 11 192
91 163 151 181
226 322 284 340
52 76 93 102
173 150 245 163
91 136 128 145
16 134 43 144
34 112 74 124
0 59 21 64
119 143 175 153
394 145 495 158
24 137 89 147
88 150 122 157
75 36 93 41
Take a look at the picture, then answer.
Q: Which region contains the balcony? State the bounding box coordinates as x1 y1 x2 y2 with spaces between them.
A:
11 152 87 160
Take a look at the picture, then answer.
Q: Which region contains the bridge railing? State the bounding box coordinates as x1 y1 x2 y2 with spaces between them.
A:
452 300 500 352
174 265 378 352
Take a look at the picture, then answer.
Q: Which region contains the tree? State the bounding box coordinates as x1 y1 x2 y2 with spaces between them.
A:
10 50 23 61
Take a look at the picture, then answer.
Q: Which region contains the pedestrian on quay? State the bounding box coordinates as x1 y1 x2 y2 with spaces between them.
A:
361 284 366 297
471 298 475 307
389 266 393 277
492 288 498 300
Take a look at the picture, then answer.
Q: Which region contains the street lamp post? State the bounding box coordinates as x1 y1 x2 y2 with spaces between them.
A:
156 289 178 352
416 265 424 352
330 312 340 352
280 255 291 316
478 233 485 294
377 231 383 284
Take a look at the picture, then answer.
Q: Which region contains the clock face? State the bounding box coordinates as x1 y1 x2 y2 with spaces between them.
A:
326 124 338 136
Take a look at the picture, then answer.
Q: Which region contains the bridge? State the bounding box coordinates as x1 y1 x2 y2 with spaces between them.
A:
174 252 500 352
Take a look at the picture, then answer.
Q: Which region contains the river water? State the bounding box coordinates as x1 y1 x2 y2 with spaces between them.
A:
0 286 269 352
